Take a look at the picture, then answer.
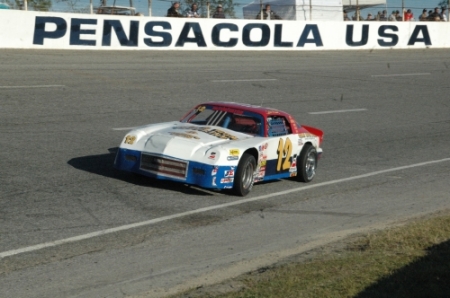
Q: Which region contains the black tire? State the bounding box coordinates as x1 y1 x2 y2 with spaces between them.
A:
233 153 256 196
296 144 317 183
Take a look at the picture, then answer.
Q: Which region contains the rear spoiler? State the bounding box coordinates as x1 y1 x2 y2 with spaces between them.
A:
301 125 324 145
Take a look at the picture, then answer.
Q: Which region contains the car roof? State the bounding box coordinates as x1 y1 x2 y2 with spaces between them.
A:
200 101 293 119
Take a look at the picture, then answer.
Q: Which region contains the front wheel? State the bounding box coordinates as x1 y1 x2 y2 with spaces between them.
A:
296 144 317 183
233 153 256 196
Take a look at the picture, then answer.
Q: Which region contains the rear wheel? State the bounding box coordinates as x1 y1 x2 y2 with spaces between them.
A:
233 153 256 196
297 144 317 183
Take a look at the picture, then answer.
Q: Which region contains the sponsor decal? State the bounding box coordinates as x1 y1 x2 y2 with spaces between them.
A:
208 152 217 160
169 132 200 139
227 156 239 161
290 172 297 177
260 160 267 167
224 167 235 177
298 133 316 138
124 135 136 145
229 149 239 156
223 186 233 189
220 178 234 183
173 126 238 140
212 176 216 186
211 166 218 176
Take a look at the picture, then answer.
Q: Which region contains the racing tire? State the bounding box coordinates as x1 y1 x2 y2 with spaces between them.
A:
296 144 317 183
233 153 256 196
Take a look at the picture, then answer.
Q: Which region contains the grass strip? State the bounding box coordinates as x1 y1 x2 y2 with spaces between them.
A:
175 210 450 298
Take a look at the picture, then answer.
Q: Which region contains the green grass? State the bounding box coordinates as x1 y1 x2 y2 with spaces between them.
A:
175 210 450 298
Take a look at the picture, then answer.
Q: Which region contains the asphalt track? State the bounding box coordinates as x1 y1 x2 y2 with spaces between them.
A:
1 49 450 297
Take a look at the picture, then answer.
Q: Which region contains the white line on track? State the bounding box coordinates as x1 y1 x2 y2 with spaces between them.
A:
371 73 431 78
309 109 367 115
211 79 277 82
112 127 137 131
1 157 450 259
0 85 65 89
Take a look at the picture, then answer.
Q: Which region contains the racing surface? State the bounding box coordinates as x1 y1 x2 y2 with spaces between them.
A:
1 49 450 297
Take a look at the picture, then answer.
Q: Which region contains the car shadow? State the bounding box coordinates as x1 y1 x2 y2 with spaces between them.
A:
67 148 215 196
355 239 450 297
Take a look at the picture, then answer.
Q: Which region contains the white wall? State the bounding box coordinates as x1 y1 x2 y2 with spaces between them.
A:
1 10 449 50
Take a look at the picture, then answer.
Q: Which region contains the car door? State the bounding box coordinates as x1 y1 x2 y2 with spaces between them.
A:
261 116 301 179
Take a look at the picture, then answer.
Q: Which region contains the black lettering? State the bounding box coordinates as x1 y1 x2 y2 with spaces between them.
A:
274 24 292 47
297 25 323 47
346 25 369 46
33 16 67 45
212 23 238 47
70 18 97 46
176 22 206 47
102 20 139 47
378 25 398 47
242 24 270 47
143 21 172 47
408 25 431 46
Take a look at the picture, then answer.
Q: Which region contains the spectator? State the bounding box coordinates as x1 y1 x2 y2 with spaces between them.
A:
343 10 350 21
388 10 397 21
186 3 200 18
395 10 402 21
440 7 447 22
366 13 373 21
256 4 281 20
380 9 387 21
167 2 183 17
212 4 225 18
428 7 441 20
404 9 413 21
419 9 427 21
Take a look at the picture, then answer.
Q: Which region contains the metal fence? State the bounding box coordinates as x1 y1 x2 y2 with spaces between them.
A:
1 0 449 21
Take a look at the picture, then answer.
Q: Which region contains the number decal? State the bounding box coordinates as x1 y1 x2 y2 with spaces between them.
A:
276 138 292 171
124 135 136 145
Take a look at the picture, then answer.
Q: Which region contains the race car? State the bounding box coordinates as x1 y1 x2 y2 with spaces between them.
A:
115 102 323 196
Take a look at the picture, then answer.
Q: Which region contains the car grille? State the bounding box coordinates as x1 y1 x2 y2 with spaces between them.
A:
140 154 188 179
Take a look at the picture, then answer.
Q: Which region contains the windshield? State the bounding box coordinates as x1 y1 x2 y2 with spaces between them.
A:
181 104 264 137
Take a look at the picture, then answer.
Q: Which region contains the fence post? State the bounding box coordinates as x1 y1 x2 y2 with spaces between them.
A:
309 0 312 21
356 0 359 21
260 0 263 20
90 0 93 14
24 0 27 11
148 0 152 16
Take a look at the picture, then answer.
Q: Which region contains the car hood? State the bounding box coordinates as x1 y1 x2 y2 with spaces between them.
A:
132 122 254 160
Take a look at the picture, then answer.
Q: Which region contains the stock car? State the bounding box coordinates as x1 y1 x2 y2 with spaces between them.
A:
115 102 324 196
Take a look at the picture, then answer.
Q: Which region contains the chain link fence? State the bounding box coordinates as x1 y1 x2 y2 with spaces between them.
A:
1 0 448 21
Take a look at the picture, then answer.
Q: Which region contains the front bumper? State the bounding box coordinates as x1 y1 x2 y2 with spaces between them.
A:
114 148 236 190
